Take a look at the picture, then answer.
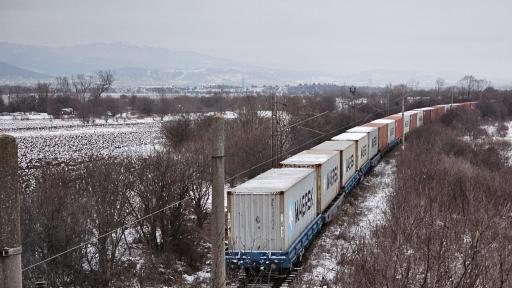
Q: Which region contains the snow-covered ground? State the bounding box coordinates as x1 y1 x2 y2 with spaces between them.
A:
0 114 164 169
506 122 512 164
484 121 512 164
298 158 396 285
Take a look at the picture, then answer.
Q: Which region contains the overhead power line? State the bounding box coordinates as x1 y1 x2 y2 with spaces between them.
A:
22 108 378 273
22 196 191 272
226 110 378 182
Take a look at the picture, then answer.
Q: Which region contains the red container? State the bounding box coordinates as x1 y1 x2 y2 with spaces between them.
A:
432 106 444 121
416 108 432 125
384 115 403 140
362 122 388 153
408 113 417 131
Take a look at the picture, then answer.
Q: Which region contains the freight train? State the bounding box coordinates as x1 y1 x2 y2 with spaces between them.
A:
225 102 477 271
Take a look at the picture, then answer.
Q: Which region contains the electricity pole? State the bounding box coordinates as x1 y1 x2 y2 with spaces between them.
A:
0 134 22 288
211 115 226 288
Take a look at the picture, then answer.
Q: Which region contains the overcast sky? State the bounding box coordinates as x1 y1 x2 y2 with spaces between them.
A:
1 0 511 81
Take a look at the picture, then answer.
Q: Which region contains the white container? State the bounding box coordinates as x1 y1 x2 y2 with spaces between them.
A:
331 132 369 170
346 126 378 159
415 109 424 127
371 119 395 144
227 168 317 252
312 141 356 187
401 113 410 135
281 150 340 213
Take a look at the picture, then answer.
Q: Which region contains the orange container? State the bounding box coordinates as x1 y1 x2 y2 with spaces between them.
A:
362 122 388 152
384 115 403 140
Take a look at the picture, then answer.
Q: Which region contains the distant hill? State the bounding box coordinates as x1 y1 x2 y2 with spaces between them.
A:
0 62 52 82
0 42 504 88
0 42 338 86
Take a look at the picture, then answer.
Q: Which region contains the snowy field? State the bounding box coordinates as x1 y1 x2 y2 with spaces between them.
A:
298 158 396 285
0 114 163 169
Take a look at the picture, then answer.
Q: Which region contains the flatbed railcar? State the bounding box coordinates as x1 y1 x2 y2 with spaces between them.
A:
226 103 475 271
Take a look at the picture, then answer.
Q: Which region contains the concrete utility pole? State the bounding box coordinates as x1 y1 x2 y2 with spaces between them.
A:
211 115 226 288
0 134 22 288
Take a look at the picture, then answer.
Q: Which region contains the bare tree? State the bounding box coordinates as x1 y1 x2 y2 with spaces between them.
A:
79 158 134 286
55 76 72 97
35 82 51 112
92 70 114 100
72 74 93 102
458 75 478 99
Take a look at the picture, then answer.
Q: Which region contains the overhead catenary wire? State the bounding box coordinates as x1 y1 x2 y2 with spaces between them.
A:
226 110 378 182
21 196 191 272
281 110 331 130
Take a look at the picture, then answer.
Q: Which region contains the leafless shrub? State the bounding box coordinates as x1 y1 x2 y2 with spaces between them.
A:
322 114 512 288
497 122 509 137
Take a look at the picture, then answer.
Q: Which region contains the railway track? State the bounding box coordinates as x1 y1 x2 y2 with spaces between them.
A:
229 267 302 287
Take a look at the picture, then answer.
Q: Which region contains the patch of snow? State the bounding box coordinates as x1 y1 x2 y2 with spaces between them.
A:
300 159 396 284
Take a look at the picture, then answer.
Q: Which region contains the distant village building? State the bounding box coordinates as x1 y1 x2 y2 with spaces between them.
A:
336 97 367 111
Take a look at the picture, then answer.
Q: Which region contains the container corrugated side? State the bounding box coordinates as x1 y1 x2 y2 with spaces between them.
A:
407 112 417 131
311 141 356 187
415 108 432 125
415 110 424 127
371 119 395 144
402 113 410 135
331 133 369 170
362 122 388 152
282 170 317 250
347 126 378 159
431 106 443 121
228 168 317 252
385 115 403 140
280 150 340 213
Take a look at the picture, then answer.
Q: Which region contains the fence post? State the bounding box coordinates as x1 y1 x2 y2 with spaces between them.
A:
211 115 226 288
0 134 22 288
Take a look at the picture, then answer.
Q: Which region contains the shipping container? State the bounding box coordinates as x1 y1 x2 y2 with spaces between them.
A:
227 168 317 252
371 119 395 144
431 106 443 121
384 115 403 140
405 111 417 131
461 102 472 109
400 113 411 135
280 150 340 213
415 109 424 127
347 126 378 159
331 133 369 170
311 141 356 187
415 108 432 125
362 122 388 152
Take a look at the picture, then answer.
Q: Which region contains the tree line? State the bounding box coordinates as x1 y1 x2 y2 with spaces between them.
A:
0 73 506 123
